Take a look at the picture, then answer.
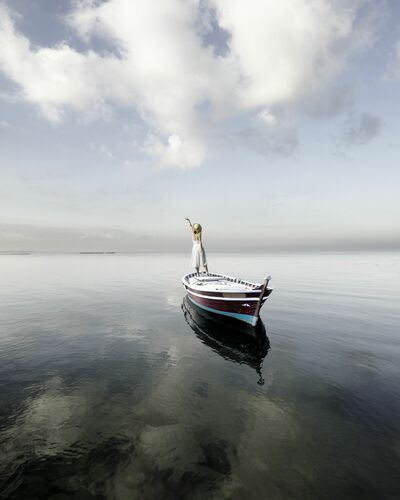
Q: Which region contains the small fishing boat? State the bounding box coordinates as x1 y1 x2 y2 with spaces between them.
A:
182 272 273 327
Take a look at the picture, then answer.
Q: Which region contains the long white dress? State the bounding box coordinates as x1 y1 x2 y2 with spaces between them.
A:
191 240 207 270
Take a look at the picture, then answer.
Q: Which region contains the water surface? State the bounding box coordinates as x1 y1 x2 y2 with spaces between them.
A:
0 253 399 499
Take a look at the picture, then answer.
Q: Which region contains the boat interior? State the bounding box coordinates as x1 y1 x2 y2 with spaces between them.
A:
184 272 261 292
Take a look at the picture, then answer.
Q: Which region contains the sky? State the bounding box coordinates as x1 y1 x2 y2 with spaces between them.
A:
0 0 399 252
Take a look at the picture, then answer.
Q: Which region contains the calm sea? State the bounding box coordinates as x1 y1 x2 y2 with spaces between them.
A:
0 253 399 499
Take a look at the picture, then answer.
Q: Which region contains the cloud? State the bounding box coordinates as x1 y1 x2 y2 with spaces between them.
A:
213 0 359 108
0 0 379 168
341 112 382 146
239 109 298 157
0 4 119 122
140 131 207 169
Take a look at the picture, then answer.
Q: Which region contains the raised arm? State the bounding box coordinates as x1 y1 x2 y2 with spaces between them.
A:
185 217 193 229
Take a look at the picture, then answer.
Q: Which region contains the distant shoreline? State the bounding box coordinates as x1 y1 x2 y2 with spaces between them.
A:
0 249 399 256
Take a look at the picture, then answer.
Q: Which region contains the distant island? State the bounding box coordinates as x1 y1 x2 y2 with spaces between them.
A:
0 251 31 255
79 252 115 254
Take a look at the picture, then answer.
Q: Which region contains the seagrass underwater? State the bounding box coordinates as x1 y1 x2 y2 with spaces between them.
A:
0 252 399 499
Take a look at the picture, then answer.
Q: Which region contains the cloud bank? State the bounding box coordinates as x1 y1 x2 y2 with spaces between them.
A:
0 0 378 168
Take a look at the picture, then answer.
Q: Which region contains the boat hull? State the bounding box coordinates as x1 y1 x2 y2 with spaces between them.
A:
182 272 273 327
186 290 270 326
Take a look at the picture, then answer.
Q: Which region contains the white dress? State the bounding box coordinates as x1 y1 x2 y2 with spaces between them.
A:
191 240 207 270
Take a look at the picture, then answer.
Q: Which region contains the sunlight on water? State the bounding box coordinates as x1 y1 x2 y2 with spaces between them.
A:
0 253 399 499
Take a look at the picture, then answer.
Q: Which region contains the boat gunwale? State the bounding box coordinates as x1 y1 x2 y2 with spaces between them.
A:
185 283 261 295
182 272 273 295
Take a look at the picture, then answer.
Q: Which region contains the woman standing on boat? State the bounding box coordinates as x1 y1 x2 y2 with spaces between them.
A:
185 218 208 274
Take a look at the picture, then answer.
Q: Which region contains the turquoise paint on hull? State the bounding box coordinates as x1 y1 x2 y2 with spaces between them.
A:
187 295 258 326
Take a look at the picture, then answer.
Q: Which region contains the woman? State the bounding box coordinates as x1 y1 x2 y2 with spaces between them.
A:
185 217 208 274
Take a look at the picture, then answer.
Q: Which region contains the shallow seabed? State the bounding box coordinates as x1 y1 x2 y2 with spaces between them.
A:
0 252 399 499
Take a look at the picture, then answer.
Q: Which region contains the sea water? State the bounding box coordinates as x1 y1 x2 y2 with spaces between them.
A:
0 253 399 499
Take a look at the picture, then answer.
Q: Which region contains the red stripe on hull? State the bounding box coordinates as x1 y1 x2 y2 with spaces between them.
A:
187 291 267 316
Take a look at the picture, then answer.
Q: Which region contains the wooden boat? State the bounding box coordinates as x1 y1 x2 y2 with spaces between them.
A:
182 272 273 327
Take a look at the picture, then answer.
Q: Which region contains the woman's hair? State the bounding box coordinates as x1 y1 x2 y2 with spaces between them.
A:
193 223 202 233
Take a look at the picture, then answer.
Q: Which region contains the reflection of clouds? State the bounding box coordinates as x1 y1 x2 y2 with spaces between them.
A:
104 323 147 341
0 377 89 498
165 345 179 366
139 424 203 473
0 300 304 500
214 395 304 497
1 349 238 497
3 331 394 499
165 291 184 309
0 320 149 482
23 379 87 456
2 377 87 458
5 290 393 499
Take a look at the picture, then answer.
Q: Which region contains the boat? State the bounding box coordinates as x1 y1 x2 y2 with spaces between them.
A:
182 296 270 384
182 272 273 327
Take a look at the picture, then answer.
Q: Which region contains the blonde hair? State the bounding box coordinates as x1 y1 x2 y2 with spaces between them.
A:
192 223 202 241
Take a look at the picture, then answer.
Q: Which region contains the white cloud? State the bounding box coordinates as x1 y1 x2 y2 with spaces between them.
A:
141 131 206 169
0 4 121 122
213 0 374 112
0 0 378 168
258 109 278 126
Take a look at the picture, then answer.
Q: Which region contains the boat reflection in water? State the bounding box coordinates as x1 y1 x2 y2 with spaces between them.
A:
182 296 270 385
